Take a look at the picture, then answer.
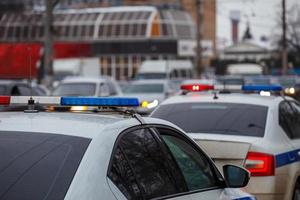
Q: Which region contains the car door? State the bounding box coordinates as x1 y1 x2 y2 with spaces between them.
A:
153 126 227 200
107 127 190 200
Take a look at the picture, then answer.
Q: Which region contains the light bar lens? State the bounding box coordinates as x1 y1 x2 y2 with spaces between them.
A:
0 96 10 105
242 85 282 92
61 97 139 107
181 84 214 92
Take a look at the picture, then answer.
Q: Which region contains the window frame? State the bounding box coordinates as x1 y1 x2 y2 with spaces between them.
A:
107 124 226 200
152 125 225 192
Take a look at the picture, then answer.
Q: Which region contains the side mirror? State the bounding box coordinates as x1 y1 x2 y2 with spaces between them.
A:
223 165 250 188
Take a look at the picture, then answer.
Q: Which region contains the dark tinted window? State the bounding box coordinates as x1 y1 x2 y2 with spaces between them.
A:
279 101 300 139
52 83 96 96
108 128 180 199
161 134 219 191
152 103 268 137
0 131 90 200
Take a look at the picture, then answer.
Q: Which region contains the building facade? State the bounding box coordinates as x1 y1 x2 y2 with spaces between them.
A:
0 0 216 80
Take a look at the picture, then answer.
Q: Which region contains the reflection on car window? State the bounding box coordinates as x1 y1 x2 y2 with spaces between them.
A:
52 83 96 96
152 103 268 137
108 128 180 199
161 134 218 191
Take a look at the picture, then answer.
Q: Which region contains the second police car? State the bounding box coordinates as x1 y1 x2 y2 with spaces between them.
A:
151 84 300 200
0 95 255 200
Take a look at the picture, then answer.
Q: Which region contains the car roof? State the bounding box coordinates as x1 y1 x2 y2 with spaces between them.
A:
0 112 137 139
0 80 26 85
61 76 111 84
160 93 285 107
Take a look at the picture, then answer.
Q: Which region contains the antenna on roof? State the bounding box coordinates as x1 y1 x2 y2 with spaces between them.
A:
25 45 38 113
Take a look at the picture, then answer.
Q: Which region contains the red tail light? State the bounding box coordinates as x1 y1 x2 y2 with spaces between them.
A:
0 96 10 105
180 84 214 92
245 152 275 176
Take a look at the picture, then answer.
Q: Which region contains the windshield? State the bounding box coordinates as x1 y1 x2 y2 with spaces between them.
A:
52 83 96 96
0 131 90 200
152 103 268 137
135 73 167 80
123 83 164 94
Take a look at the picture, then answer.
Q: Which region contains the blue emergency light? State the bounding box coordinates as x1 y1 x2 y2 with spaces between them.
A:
61 97 139 107
242 85 283 92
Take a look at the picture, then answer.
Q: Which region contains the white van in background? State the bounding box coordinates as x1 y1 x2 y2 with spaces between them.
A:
226 63 263 76
135 60 193 80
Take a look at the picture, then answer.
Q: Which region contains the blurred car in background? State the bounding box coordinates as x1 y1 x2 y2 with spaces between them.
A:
122 79 175 115
135 60 193 80
0 80 42 96
51 76 122 112
244 76 274 85
52 76 122 97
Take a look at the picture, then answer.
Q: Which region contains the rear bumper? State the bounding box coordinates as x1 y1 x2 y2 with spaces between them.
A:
245 175 289 200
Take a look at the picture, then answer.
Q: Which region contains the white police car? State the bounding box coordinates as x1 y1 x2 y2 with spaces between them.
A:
151 84 300 200
0 96 255 200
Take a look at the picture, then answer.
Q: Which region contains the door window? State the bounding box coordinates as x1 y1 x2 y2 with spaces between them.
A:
157 128 221 191
108 128 181 199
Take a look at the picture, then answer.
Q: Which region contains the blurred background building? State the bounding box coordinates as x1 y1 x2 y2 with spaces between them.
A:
0 0 216 80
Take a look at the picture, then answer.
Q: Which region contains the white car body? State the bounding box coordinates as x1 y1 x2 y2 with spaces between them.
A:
151 93 300 200
0 109 255 200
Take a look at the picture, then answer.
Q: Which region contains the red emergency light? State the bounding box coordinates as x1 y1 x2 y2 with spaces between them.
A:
180 84 214 92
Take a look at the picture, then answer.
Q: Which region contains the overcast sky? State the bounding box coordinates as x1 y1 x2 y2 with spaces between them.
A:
217 0 300 49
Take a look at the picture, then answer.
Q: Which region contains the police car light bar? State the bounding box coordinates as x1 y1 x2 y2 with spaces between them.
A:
61 97 139 107
0 96 140 107
242 85 283 92
180 84 214 92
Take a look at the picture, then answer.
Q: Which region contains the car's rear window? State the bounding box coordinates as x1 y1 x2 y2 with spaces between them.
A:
0 131 91 200
152 103 268 137
52 83 96 96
